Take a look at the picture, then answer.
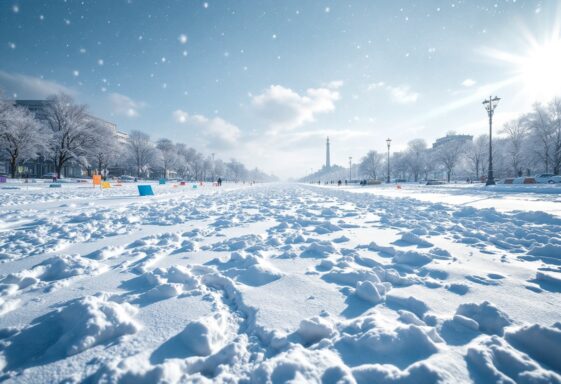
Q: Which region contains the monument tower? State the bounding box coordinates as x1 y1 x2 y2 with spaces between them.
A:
326 137 331 169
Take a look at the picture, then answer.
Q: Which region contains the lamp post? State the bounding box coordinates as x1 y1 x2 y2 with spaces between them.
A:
348 156 352 182
482 96 500 186
386 138 392 183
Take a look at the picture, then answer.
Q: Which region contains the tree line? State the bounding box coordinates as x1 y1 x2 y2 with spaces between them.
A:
0 93 276 182
357 98 561 182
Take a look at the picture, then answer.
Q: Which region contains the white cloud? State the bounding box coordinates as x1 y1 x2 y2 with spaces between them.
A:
251 83 341 131
0 70 76 98
108 93 145 118
462 78 476 87
368 82 419 104
173 110 241 149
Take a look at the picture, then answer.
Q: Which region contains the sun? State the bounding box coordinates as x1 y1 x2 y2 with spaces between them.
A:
516 36 561 102
482 20 561 103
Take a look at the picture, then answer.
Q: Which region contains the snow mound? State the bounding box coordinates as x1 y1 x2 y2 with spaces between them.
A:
85 245 124 260
1 254 105 291
208 251 283 287
251 345 352 383
0 293 139 372
180 316 229 356
456 301 512 335
399 232 434 248
467 336 561 384
355 280 390 304
335 320 439 369
297 316 336 346
393 251 433 266
506 323 561 373
300 241 338 258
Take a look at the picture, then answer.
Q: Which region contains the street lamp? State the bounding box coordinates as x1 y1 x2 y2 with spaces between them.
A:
482 96 500 186
386 138 392 183
348 156 352 182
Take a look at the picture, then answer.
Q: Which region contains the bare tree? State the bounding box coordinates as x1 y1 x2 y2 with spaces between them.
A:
434 140 468 182
358 150 383 180
44 94 96 178
404 139 427 182
466 135 488 179
87 121 121 177
0 104 47 178
547 98 561 175
524 103 552 173
501 119 527 177
127 130 155 178
156 138 178 178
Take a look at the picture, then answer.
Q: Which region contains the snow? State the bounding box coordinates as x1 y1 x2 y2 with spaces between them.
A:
0 181 560 382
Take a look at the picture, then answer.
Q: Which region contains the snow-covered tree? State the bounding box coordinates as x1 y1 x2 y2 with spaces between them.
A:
501 119 527 177
127 130 155 178
0 104 48 178
433 139 468 182
87 121 121 177
404 139 427 182
156 138 178 178
466 135 488 179
44 94 96 178
358 150 383 180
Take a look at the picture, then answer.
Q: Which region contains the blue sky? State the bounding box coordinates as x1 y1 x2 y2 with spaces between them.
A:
1 0 561 178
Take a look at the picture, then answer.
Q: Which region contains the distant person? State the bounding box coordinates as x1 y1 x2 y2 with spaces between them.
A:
52 175 57 183
345 180 348 185
338 180 342 186
217 177 222 186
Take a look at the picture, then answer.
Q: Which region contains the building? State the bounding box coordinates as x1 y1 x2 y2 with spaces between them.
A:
10 100 122 178
432 133 473 149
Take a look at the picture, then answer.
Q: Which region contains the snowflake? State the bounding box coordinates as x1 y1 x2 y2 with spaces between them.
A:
98 59 104 65
178 34 188 44
12 4 19 13
203 2 209 9
8 42 16 49
73 70 79 76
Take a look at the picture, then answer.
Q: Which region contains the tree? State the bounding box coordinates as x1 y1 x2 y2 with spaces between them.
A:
466 135 488 179
404 139 427 181
501 119 527 177
434 139 468 182
44 94 96 178
547 98 561 175
358 150 383 180
0 104 47 178
127 130 155 178
524 103 552 173
156 138 177 178
87 121 121 177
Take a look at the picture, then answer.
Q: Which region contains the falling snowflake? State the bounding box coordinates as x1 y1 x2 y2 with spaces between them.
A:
8 42 16 49
39 14 44 20
272 34 277 39
203 2 209 9
182 50 188 56
98 59 104 65
178 34 188 44
73 70 79 76
161 57 166 62
12 4 19 13
79 48 86 53
325 7 330 13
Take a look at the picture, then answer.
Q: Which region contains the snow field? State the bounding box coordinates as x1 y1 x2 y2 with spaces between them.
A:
0 183 560 383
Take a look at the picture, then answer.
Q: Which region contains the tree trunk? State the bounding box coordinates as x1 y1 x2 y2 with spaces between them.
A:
10 156 17 178
447 170 451 182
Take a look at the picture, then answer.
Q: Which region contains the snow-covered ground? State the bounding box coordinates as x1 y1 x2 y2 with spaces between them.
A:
0 182 560 383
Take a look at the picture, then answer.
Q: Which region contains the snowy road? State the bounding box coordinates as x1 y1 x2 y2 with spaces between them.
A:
0 183 560 383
